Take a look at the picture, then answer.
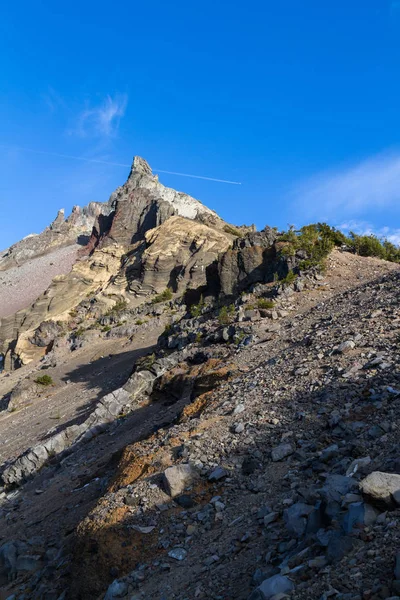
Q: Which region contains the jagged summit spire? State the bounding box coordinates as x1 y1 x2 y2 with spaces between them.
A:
130 156 153 178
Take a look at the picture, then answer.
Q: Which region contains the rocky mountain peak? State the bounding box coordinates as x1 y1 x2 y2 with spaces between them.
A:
129 155 154 178
50 208 65 229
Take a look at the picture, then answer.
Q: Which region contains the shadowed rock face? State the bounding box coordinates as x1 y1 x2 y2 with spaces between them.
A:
218 227 295 296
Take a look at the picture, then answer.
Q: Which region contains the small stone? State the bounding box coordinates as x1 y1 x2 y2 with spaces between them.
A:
234 422 245 434
346 456 371 477
263 512 278 526
337 340 355 353
186 525 197 536
208 466 228 481
271 443 294 462
168 548 187 561
257 574 294 598
175 494 195 508
104 580 129 600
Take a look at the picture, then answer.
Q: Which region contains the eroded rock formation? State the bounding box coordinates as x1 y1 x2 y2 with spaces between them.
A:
0 156 232 369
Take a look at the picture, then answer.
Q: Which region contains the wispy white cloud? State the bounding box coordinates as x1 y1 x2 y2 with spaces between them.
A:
69 94 128 138
292 152 400 220
338 220 400 246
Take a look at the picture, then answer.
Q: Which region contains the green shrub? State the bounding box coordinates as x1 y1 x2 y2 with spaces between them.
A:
279 224 335 269
218 304 235 325
135 319 145 326
102 325 111 332
190 295 205 318
151 288 173 304
35 374 54 386
280 271 297 286
234 330 246 345
256 298 275 309
74 327 85 337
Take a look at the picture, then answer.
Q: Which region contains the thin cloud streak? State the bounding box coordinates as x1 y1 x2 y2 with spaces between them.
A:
0 145 242 185
292 152 400 220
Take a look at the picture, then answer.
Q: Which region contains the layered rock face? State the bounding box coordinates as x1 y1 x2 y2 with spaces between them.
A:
125 216 231 296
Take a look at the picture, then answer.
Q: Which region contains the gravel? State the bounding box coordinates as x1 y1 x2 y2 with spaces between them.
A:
0 245 78 318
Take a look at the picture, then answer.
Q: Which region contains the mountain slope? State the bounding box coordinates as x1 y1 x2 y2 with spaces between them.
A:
0 160 400 600
0 249 399 600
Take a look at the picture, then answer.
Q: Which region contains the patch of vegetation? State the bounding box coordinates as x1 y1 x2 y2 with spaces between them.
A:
256 298 275 310
279 223 400 268
195 331 203 343
280 271 297 286
190 295 205 318
35 374 54 386
135 319 145 326
102 325 111 333
223 224 243 237
106 299 128 315
234 330 246 345
151 288 173 304
74 327 85 337
279 224 335 268
139 352 156 370
218 304 235 325
348 234 400 261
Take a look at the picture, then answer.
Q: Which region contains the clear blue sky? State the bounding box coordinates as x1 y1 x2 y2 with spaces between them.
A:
2 0 400 248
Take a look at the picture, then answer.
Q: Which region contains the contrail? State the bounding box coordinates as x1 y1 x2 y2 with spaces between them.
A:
0 144 242 185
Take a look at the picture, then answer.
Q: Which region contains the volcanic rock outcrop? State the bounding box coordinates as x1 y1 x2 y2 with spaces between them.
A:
0 157 232 370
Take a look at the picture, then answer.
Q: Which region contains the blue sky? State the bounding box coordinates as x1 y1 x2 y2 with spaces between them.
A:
2 0 400 248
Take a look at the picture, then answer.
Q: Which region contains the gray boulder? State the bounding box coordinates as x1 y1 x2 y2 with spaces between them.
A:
359 471 400 509
163 463 197 497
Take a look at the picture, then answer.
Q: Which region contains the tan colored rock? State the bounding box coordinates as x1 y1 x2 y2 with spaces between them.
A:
140 216 231 294
359 471 400 509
